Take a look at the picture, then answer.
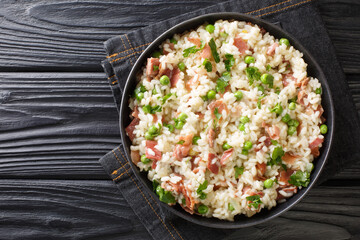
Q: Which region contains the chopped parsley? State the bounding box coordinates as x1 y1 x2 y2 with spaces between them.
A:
133 85 147 98
234 166 244 179
177 140 185 145
288 170 310 187
266 64 272 71
152 88 157 95
203 58 212 72
257 95 265 109
153 65 159 71
246 195 262 209
160 93 173 105
216 72 231 93
183 42 205 57
214 108 222 120
268 146 286 170
143 105 162 114
164 123 174 133
197 180 208 199
209 38 220 63
245 67 261 85
224 53 235 72
275 87 281 94
270 103 283 116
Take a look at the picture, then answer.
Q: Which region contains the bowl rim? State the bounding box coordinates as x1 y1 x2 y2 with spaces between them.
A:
119 12 335 229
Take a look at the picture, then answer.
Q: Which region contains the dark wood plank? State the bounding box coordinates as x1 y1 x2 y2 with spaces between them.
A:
0 179 150 240
0 180 359 239
0 72 118 179
0 0 359 73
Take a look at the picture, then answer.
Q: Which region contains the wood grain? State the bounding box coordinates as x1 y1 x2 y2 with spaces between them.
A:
0 72 118 179
0 180 358 240
0 0 359 73
0 179 150 240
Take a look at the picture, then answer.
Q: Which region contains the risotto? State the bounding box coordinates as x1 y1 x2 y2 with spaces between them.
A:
125 20 327 221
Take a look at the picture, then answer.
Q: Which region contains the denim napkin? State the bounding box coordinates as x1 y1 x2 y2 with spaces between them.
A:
100 0 360 239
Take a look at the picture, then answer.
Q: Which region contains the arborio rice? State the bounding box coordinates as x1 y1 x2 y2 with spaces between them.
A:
125 20 327 221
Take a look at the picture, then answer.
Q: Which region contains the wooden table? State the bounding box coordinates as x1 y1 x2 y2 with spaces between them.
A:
0 0 359 239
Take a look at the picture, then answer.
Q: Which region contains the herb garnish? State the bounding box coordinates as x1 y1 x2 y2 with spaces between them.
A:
143 105 162 114
245 67 261 85
183 41 205 57
203 58 212 72
224 53 235 72
216 72 231 93
214 108 222 120
246 195 262 209
268 146 286 170
234 166 244 179
197 180 208 200
209 38 220 63
288 171 310 187
160 93 173 105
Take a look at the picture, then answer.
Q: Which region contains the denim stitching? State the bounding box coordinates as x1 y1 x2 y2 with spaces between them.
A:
112 149 179 240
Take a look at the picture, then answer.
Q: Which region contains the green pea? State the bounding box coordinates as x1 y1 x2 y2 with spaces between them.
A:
288 119 299 127
320 124 328 134
279 38 290 47
238 123 245 131
289 102 296 110
228 203 235 211
170 38 177 44
192 136 201 145
315 88 322 94
178 113 188 121
145 132 154 140
244 56 255 64
240 116 250 124
198 205 209 214
257 85 265 93
287 126 297 136
136 92 144 101
243 141 253 150
207 90 216 100
178 62 186 71
220 31 228 38
234 91 243 101
175 120 185 129
222 143 232 150
241 149 249 155
281 113 291 123
260 73 274 85
271 104 283 115
264 179 274 189
141 155 151 164
152 51 161 58
205 24 215 33
160 75 170 85
199 192 207 200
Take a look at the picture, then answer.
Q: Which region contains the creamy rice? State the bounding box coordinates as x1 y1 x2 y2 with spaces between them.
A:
125 20 326 221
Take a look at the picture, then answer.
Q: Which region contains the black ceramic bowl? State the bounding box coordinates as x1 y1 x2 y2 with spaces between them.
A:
120 13 334 229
